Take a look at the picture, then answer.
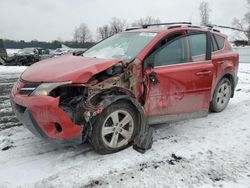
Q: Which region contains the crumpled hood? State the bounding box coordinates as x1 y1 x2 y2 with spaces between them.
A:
21 54 121 83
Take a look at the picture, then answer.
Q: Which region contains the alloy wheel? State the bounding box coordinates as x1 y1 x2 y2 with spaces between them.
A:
101 110 134 148
216 80 231 110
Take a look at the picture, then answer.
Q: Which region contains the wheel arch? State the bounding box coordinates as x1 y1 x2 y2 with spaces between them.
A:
95 94 149 147
100 95 146 127
220 72 236 98
211 71 236 101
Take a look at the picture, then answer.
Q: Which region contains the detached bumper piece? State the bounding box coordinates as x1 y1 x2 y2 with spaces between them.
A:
11 100 83 147
133 127 153 154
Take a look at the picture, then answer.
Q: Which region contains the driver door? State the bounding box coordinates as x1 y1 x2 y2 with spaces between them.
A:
143 32 214 123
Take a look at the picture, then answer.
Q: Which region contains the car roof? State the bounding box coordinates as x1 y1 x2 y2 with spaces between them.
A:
125 25 228 38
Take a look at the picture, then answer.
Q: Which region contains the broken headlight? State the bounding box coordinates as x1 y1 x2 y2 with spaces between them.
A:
31 81 72 96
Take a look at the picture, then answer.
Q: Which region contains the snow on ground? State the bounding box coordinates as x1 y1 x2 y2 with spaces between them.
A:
0 66 26 74
0 64 250 188
0 66 27 80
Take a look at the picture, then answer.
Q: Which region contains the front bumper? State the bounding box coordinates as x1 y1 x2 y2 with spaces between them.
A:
10 89 84 146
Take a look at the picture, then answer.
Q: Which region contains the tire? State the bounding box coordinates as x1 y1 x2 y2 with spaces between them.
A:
89 101 139 154
210 78 232 112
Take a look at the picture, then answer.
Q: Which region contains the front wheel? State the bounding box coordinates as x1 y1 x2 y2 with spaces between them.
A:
89 101 139 154
210 78 232 112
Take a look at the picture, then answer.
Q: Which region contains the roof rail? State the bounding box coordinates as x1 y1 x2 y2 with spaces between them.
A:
125 27 143 31
125 23 242 33
206 24 247 32
185 24 220 32
142 22 192 28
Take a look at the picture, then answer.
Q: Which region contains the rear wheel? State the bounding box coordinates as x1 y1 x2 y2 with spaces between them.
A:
90 101 139 154
210 78 232 112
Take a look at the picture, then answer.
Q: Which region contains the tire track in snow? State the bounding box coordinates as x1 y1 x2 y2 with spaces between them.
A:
0 75 22 131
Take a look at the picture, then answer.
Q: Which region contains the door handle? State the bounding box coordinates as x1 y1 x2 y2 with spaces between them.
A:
195 71 212 76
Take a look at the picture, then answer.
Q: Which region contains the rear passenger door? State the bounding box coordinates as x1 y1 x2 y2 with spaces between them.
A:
144 31 214 118
210 33 228 86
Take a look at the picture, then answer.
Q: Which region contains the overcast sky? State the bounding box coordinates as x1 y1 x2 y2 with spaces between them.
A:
0 0 247 41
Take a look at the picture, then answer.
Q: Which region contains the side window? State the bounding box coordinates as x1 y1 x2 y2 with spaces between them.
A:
211 34 219 51
187 33 207 62
214 34 225 50
153 36 187 67
148 33 183 56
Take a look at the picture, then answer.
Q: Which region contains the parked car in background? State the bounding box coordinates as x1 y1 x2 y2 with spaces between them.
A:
1 47 53 66
52 48 71 56
11 23 239 154
14 48 40 65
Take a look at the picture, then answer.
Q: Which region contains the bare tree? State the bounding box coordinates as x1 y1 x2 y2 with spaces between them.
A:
73 28 80 42
199 1 211 25
96 25 111 41
73 23 92 43
131 16 161 26
96 18 127 41
109 17 127 35
233 0 250 44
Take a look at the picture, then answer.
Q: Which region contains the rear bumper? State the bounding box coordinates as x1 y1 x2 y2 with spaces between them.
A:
10 91 84 147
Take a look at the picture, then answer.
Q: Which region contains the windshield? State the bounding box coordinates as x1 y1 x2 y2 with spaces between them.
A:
83 32 157 63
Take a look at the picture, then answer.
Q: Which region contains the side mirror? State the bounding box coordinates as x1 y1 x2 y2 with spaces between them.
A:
148 71 160 85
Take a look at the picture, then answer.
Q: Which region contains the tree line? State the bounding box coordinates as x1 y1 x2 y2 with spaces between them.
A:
73 16 161 43
199 0 250 44
74 0 250 45
4 16 162 49
3 1 250 49
3 39 96 49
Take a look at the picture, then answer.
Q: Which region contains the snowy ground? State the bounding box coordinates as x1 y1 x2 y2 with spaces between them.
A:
0 64 250 188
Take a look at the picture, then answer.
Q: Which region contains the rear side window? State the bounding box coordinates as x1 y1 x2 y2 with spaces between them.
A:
211 35 219 51
214 34 225 50
187 33 207 62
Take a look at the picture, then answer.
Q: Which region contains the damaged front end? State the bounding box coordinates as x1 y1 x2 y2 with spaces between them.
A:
55 59 153 153
11 55 153 153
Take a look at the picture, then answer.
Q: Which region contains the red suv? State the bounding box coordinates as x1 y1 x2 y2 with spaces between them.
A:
11 23 239 154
